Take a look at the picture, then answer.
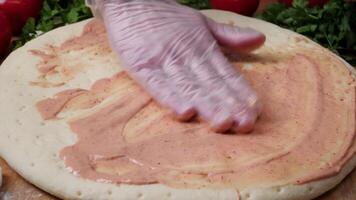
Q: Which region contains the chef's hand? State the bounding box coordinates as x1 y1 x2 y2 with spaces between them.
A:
92 0 265 133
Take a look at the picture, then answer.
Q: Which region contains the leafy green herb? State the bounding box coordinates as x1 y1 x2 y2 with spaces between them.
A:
16 0 355 66
257 0 356 65
13 0 210 50
13 0 93 50
177 0 210 9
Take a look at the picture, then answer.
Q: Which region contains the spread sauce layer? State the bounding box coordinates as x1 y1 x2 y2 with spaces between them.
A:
34 20 355 189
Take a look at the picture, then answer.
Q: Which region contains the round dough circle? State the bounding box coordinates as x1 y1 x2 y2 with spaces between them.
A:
0 10 354 200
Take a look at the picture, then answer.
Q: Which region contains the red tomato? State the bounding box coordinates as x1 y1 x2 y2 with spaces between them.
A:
0 10 12 56
210 0 260 16
279 0 329 7
0 0 42 34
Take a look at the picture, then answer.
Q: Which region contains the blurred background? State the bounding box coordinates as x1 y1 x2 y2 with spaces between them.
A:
0 0 355 65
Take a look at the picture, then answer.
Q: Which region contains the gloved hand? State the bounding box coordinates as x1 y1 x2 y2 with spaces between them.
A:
91 0 265 133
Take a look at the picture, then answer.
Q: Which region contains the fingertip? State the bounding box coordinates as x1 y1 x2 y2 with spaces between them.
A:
209 20 266 53
234 122 255 134
194 99 234 133
211 117 234 133
174 106 196 121
233 29 266 53
233 113 258 134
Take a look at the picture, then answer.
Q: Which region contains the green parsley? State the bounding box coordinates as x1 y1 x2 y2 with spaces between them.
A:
13 0 210 50
14 0 356 66
177 0 210 9
13 0 93 49
257 0 356 65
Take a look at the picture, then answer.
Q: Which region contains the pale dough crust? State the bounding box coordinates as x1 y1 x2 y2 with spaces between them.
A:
0 166 2 187
0 10 354 200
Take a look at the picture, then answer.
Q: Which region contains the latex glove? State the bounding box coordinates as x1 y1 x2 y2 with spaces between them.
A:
92 0 265 133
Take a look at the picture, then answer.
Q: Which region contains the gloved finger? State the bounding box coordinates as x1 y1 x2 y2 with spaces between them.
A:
195 93 234 133
207 49 262 133
233 108 259 133
231 88 261 133
132 68 195 120
209 49 260 105
207 19 266 53
228 86 261 133
188 43 260 132
192 76 237 132
164 63 233 132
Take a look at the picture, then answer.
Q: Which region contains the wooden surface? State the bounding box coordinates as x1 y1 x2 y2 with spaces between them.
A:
0 156 355 200
0 158 57 200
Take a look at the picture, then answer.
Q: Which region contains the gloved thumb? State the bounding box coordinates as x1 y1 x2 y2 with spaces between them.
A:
207 19 266 53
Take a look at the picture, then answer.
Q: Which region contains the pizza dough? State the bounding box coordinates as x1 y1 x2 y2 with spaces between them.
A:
0 166 2 187
0 10 354 200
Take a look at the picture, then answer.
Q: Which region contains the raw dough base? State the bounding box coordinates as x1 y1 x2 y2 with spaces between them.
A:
0 10 354 200
0 166 2 187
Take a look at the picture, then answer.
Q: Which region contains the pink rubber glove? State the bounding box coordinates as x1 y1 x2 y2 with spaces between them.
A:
91 0 265 133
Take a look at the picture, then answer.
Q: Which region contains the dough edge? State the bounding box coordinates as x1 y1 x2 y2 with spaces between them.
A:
0 166 2 187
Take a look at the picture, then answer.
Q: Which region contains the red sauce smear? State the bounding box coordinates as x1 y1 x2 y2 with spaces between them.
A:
35 21 355 190
29 19 112 88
